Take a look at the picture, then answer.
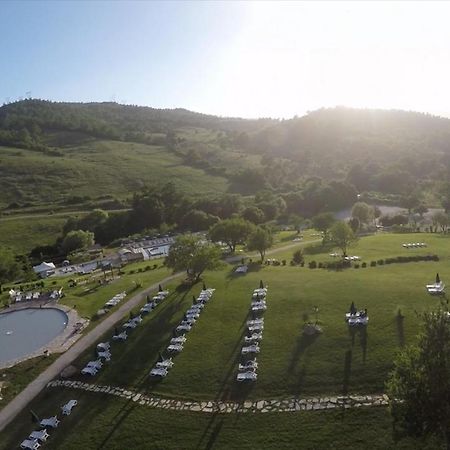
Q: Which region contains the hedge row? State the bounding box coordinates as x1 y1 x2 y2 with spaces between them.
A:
307 254 439 270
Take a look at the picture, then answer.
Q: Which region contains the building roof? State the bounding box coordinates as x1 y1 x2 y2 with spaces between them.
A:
33 262 56 273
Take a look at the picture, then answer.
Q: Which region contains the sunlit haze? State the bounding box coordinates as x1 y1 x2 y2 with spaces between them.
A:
2 1 450 118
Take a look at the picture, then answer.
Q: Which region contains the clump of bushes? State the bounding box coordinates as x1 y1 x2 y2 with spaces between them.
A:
308 260 317 269
370 261 377 267
324 260 351 271
361 262 367 268
384 255 439 264
292 249 304 266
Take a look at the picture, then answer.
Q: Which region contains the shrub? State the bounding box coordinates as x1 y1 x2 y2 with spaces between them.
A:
354 264 360 269
377 259 384 265
129 270 135 274
282 259 287 266
153 264 158 269
292 249 305 265
318 262 323 269
309 261 317 269
138 268 143 272
361 262 367 268
145 265 151 271
300 262 305 267
370 261 377 267
290 260 295 266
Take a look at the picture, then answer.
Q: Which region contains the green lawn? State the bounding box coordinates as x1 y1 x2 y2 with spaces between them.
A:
59 263 172 322
1 232 448 448
0 355 58 409
46 232 450 401
0 388 439 450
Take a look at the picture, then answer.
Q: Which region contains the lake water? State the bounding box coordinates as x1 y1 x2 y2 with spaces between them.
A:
0 308 68 365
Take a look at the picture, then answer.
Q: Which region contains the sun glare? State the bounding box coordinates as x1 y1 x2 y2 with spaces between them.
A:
206 1 450 118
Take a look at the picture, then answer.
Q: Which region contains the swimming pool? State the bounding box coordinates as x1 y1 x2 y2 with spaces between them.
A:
0 308 68 365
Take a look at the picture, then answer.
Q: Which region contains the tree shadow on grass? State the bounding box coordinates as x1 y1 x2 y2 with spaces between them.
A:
288 330 320 397
196 412 225 450
213 324 252 402
288 332 320 374
396 310 405 348
343 349 352 395
80 287 194 392
348 325 368 363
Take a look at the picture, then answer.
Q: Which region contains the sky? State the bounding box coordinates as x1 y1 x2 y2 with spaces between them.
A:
1 1 450 119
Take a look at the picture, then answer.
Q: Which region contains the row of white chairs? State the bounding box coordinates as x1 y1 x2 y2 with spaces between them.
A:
402 242 427 248
20 400 78 449
150 288 215 378
237 287 268 381
104 291 126 308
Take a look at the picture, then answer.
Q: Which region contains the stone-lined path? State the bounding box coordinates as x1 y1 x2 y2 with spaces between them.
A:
47 380 389 413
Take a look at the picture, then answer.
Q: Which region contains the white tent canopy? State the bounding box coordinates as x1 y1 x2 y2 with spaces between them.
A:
33 262 56 274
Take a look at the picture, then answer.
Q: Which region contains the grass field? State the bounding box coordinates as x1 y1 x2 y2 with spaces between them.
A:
0 355 58 408
1 232 448 448
0 140 229 208
64 233 448 401
0 215 67 254
0 389 440 450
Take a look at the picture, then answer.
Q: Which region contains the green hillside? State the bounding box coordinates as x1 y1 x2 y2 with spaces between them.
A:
0 139 230 209
1 100 449 214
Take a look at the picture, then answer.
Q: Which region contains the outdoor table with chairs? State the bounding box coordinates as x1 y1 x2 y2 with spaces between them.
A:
345 302 369 326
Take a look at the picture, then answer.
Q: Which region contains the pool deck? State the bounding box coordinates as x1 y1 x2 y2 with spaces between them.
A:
0 302 89 370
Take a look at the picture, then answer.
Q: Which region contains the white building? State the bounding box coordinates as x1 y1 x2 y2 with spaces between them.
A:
33 262 56 278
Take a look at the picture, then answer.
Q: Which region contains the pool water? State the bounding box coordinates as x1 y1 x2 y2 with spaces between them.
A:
0 308 68 365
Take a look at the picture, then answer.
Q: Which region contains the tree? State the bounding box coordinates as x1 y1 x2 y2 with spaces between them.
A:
0 249 21 284
329 221 358 257
441 182 450 214
289 214 304 234
348 216 360 233
351 202 374 224
402 194 420 215
312 212 336 244
413 204 428 218
247 226 273 262
61 230 94 254
380 214 409 227
292 248 304 265
242 206 265 225
165 234 222 281
181 210 218 232
79 209 109 231
433 211 449 233
386 307 450 448
209 218 254 253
